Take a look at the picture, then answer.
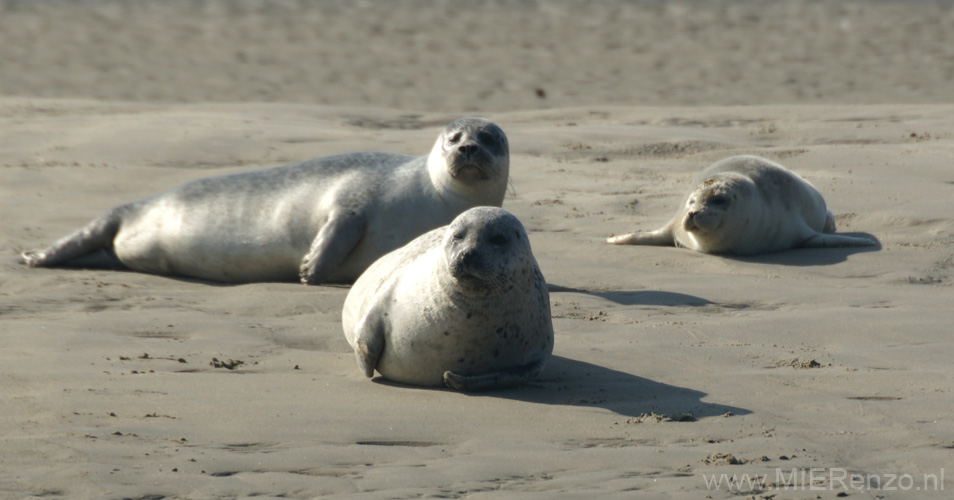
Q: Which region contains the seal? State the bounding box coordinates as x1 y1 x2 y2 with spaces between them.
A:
21 118 510 284
342 206 554 391
607 155 876 254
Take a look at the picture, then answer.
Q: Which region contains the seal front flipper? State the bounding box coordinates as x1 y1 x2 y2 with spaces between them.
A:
353 312 386 378
299 210 367 285
22 206 127 268
443 355 548 392
606 219 676 246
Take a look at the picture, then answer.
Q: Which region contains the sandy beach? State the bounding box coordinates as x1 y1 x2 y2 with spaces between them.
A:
2 1 953 499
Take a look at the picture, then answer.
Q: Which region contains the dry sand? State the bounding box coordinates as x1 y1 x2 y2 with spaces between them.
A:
2 1 954 499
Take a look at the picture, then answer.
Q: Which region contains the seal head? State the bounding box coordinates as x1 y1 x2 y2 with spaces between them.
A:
428 118 509 205
679 173 757 253
443 206 527 298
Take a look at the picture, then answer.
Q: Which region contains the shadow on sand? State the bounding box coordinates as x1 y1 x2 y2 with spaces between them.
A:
375 355 749 420
499 355 749 419
548 284 712 307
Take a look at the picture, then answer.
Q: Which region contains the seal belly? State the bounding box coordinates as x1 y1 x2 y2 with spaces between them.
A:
376 275 539 387
113 190 313 282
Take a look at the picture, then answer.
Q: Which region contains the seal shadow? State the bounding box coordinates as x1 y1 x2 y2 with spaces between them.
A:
547 284 712 307
483 356 746 419
371 356 748 419
729 232 881 267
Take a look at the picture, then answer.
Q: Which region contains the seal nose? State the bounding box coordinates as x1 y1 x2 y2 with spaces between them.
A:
451 246 486 281
684 211 699 231
458 247 481 268
458 143 479 157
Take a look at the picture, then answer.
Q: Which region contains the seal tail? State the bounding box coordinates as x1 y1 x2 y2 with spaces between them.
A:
22 207 126 269
443 356 547 392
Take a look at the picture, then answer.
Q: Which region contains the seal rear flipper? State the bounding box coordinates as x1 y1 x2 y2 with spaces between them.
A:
56 248 128 270
22 208 124 268
443 355 547 392
800 232 877 248
299 210 367 285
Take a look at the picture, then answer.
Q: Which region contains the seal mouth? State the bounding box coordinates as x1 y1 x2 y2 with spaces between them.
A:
450 261 492 283
683 212 702 232
449 160 493 181
450 260 511 297
683 210 723 233
454 272 489 287
449 269 502 299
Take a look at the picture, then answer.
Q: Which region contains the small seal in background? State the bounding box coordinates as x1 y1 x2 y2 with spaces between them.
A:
607 155 876 254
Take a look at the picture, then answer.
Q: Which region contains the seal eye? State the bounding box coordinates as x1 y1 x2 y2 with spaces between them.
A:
489 234 507 246
452 231 466 242
477 131 494 144
709 195 728 206
448 132 463 145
